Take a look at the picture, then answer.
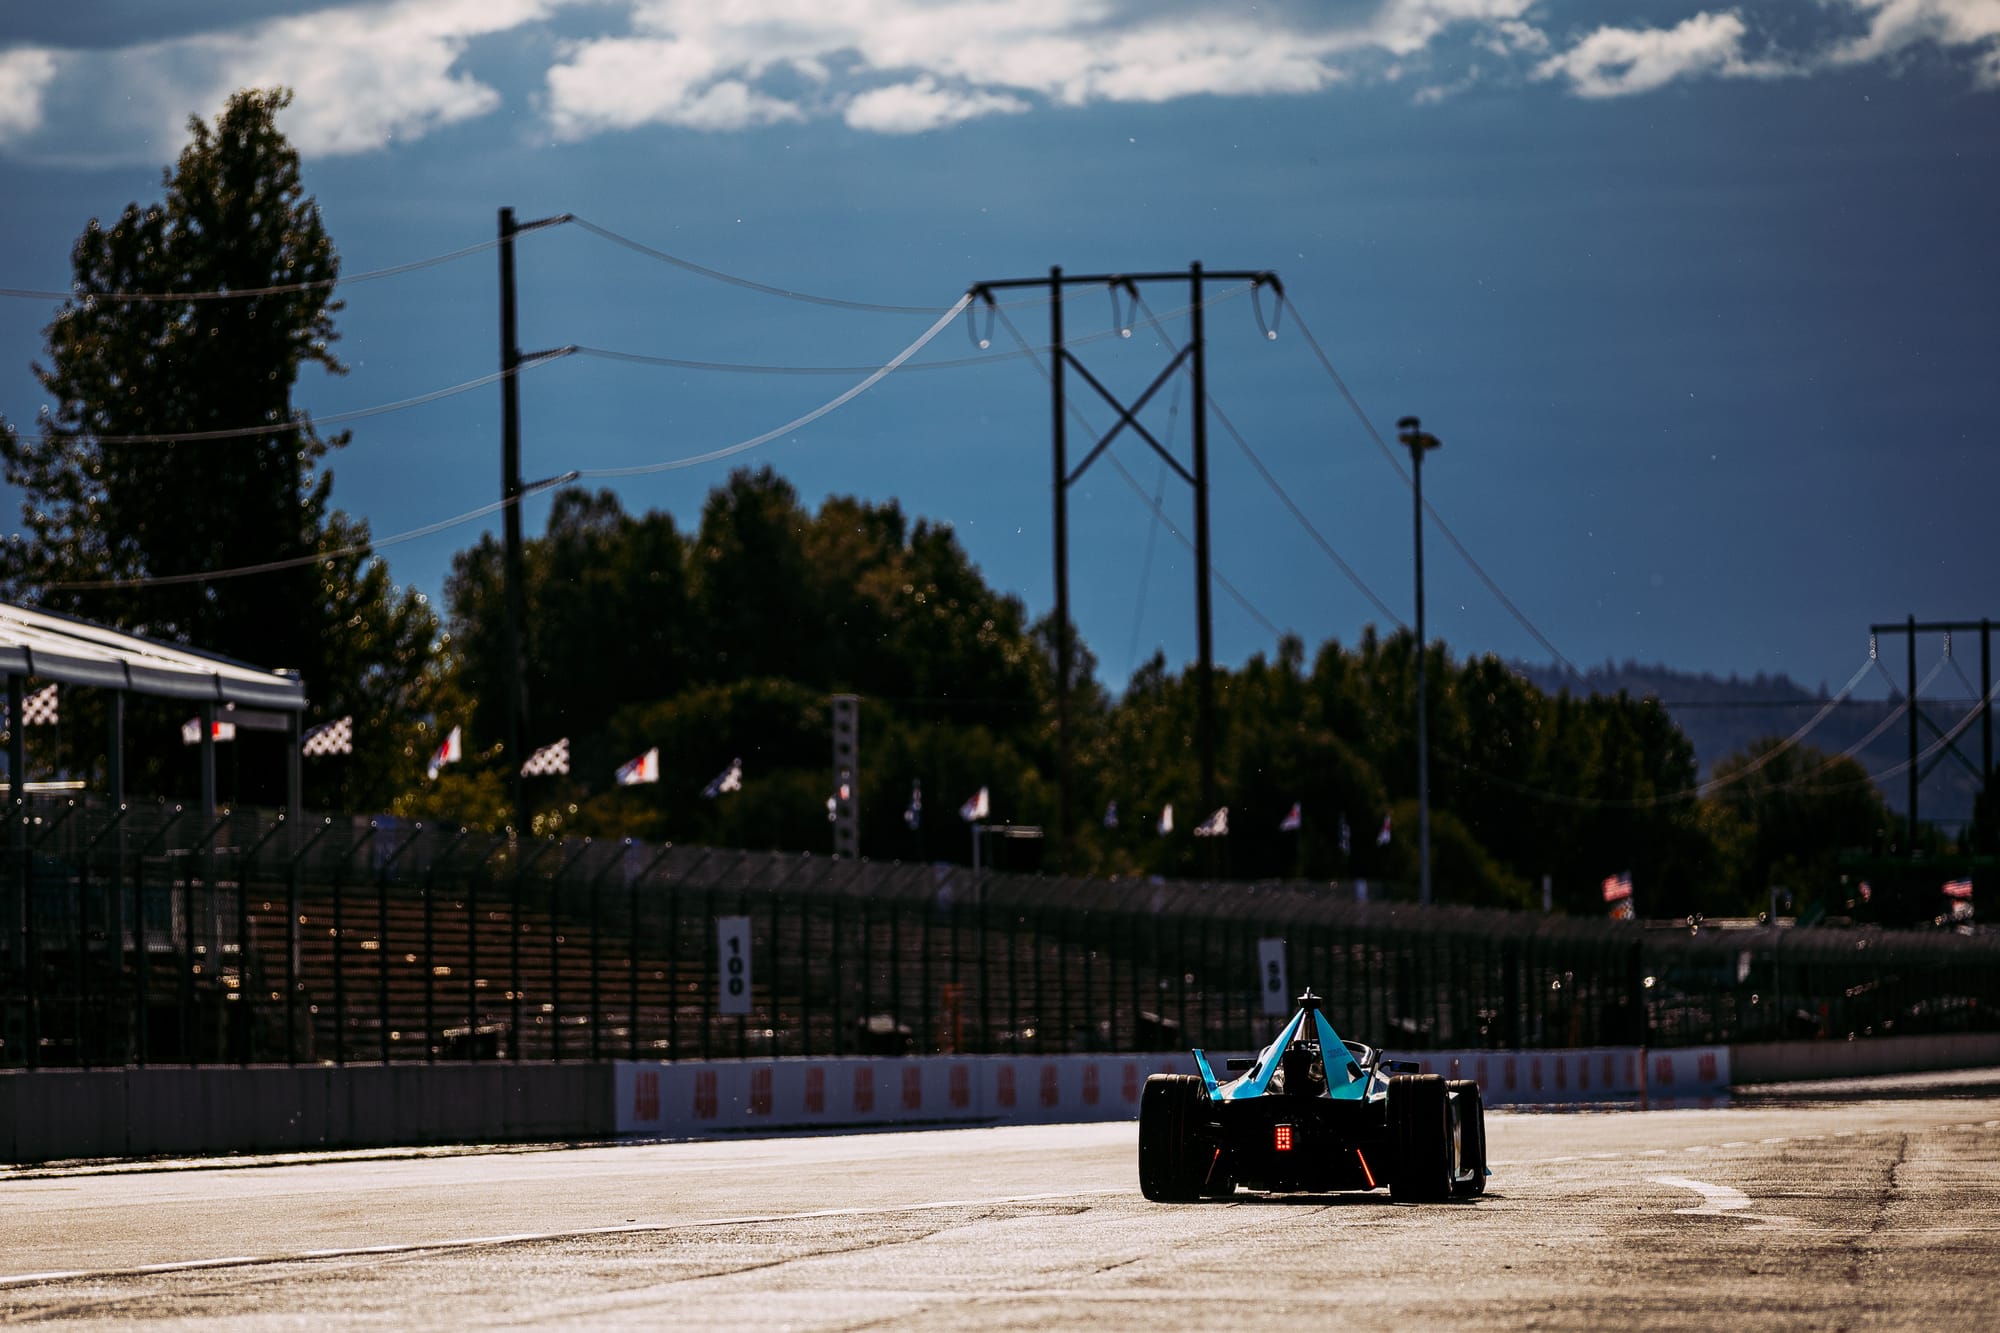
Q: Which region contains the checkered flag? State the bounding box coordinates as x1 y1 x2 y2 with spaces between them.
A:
521 737 570 777
301 716 353 757
2 683 59 730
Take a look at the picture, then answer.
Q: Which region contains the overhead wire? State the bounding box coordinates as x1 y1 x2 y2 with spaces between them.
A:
0 233 529 304
567 215 956 316
572 294 975 480
1130 292 1405 631
1443 649 1970 810
36 289 979 587
565 314 1168 377
1281 294 1584 682
36 470 582 590
54 352 577 445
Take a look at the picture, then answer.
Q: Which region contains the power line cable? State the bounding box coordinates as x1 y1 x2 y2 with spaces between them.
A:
1130 293 1405 630
1443 650 1974 810
36 470 582 590
566 315 1166 378
32 289 980 586
1281 295 1584 682
0 231 545 304
573 294 974 479
567 215 956 317
55 351 576 445
1689 655 1875 788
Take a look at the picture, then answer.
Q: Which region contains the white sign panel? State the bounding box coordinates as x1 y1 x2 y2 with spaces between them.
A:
1257 937 1290 1015
717 915 752 1016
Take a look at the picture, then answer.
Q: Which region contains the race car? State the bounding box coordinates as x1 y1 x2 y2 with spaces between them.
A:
1139 988 1486 1203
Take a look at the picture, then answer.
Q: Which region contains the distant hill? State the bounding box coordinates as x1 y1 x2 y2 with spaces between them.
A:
1511 661 1987 829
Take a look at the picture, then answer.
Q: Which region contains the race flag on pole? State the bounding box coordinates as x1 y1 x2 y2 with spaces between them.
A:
1194 807 1229 838
1603 871 1635 921
521 737 570 777
301 716 354 757
617 747 661 786
1158 804 1174 836
181 717 238 746
1944 879 1974 920
1376 814 1392 846
959 786 989 822
1103 800 1119 829
702 757 743 797
7 683 59 727
1339 814 1351 856
1279 802 1302 833
904 780 922 830
426 726 462 779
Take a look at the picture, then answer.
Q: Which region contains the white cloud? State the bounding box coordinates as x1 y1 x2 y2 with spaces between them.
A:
1828 0 2000 86
546 36 802 135
0 47 58 141
11 0 1995 161
843 78 1027 133
542 0 1537 135
0 0 566 162
1535 11 1789 98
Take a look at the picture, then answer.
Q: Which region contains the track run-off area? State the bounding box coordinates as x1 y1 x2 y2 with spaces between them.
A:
3 1075 1998 1329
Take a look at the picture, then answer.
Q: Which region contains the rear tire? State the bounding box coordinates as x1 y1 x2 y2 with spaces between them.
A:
1447 1079 1486 1198
1138 1074 1210 1201
1388 1073 1453 1202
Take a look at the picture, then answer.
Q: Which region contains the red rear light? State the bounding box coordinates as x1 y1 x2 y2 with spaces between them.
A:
1274 1125 1293 1151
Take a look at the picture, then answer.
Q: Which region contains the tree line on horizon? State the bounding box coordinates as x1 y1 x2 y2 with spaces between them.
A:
0 88 1978 923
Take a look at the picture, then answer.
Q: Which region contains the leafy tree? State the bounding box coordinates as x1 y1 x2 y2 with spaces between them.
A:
0 88 441 809
1699 739 1895 914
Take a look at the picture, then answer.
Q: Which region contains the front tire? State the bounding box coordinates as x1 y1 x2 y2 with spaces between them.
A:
1447 1079 1486 1198
1388 1073 1454 1202
1139 1074 1210 1201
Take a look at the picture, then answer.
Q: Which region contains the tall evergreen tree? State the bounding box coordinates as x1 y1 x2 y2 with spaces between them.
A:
0 88 440 809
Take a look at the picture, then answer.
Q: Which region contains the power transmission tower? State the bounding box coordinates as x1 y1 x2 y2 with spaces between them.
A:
1869 616 1995 847
967 263 1280 864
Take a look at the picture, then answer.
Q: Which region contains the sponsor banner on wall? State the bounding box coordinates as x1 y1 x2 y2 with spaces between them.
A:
611 1043 1728 1137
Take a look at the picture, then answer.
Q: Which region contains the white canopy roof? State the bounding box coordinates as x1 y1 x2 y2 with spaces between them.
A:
0 600 306 710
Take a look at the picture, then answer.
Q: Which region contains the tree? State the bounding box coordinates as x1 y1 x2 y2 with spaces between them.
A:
1699 739 1894 914
0 88 442 809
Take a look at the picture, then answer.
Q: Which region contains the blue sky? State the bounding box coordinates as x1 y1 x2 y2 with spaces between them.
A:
1 0 1996 702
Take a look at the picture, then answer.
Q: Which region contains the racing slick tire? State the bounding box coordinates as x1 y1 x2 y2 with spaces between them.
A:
1387 1073 1455 1203
1447 1079 1486 1199
1139 1074 1210 1201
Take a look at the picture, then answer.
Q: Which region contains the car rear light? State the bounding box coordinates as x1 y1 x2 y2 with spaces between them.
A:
1274 1125 1293 1151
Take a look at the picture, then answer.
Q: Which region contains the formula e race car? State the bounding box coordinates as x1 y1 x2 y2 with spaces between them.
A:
1139 988 1486 1203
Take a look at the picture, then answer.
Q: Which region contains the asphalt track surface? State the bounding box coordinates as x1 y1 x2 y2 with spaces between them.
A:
4 1074 1999 1329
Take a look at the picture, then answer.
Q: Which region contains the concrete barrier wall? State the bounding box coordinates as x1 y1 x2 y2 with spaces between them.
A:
16 1031 1997 1164
1730 1032 2000 1084
610 1044 1736 1137
0 1064 611 1165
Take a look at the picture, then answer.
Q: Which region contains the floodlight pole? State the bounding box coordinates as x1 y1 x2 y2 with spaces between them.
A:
1399 416 1441 907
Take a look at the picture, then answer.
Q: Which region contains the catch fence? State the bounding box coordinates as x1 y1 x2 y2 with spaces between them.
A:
4 796 1996 1069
